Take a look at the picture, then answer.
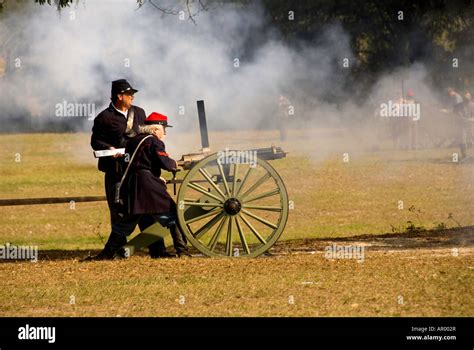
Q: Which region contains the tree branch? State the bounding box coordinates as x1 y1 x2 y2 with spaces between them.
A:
148 0 179 15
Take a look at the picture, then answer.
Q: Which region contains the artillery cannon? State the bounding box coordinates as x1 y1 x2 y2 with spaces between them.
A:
0 101 289 258
128 100 289 257
172 149 289 257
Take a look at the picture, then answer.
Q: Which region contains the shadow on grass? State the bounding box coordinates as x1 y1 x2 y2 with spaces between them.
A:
0 247 203 262
1 226 472 261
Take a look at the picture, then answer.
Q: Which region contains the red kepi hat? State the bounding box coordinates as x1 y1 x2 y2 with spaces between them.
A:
144 112 173 127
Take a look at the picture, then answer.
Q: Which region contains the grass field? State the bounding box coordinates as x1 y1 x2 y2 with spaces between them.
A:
0 130 473 316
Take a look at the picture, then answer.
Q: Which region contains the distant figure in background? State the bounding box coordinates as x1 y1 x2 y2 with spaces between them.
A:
405 90 418 150
277 94 290 141
463 91 472 118
448 88 465 117
463 91 473 148
390 93 405 150
448 87 467 159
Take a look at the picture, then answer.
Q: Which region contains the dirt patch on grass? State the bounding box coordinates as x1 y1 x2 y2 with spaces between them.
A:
271 226 474 255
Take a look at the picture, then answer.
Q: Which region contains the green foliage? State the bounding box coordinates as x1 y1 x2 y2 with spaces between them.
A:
262 1 474 86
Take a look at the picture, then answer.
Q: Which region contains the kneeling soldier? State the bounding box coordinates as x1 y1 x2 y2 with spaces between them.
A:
118 112 189 257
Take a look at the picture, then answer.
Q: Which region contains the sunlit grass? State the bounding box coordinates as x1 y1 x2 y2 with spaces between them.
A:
0 132 473 249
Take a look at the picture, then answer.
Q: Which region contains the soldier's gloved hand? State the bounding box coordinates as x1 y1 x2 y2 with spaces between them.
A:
159 176 167 184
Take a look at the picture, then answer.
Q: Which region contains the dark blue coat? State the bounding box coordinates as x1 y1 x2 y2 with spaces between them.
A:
91 103 146 173
123 134 177 214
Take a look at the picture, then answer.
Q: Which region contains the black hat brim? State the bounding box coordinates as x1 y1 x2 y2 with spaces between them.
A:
122 88 138 94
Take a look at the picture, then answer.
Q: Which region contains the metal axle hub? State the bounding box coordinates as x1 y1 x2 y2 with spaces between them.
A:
223 198 242 215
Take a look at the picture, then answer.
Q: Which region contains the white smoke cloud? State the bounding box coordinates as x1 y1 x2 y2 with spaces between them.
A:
0 0 458 161
0 0 353 134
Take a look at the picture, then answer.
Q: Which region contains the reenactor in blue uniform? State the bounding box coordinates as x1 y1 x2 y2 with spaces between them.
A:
87 80 168 260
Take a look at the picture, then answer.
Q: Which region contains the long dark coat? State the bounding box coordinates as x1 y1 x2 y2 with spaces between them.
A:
90 103 146 173
122 134 177 214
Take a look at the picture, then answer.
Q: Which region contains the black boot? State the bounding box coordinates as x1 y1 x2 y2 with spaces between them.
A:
148 238 174 258
82 232 126 261
170 224 191 257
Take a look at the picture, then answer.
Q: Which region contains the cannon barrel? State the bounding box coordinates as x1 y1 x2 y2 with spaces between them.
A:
197 100 210 150
249 146 287 160
178 100 287 170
